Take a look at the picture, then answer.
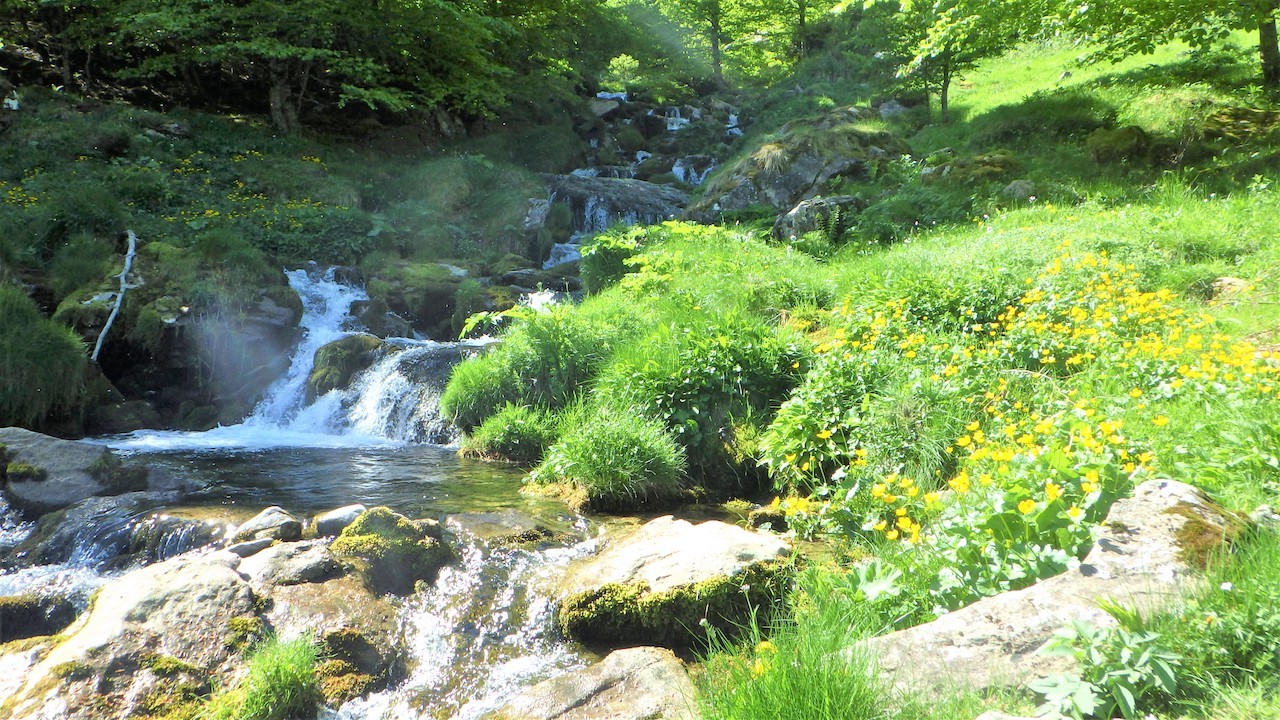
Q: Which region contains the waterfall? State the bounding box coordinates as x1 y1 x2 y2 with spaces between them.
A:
247 267 369 427
111 268 483 451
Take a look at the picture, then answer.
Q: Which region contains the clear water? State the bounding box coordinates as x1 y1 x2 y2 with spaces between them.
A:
1 268 599 718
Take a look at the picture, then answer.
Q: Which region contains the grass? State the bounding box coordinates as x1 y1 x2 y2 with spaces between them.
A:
200 636 320 720
0 284 87 429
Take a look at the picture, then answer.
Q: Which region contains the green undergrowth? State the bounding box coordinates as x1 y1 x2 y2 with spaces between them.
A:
0 284 88 428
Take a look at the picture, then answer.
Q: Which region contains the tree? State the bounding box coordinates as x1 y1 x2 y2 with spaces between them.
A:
869 0 1044 121
653 0 763 87
1059 0 1280 88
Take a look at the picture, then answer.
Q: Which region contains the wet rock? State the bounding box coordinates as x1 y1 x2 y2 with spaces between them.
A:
483 646 698 720
542 174 689 237
0 592 76 642
330 507 450 595
232 506 303 543
687 108 909 222
0 428 114 517
772 195 866 241
314 503 368 537
2 552 257 720
306 334 383 400
447 509 577 548
86 399 164 434
4 492 200 568
226 537 274 557
862 479 1240 695
349 298 414 339
556 516 791 649
263 575 403 704
238 540 341 586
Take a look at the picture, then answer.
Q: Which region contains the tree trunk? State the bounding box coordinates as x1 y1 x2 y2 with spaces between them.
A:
268 61 299 133
939 54 953 123
796 0 808 58
710 6 725 88
1261 1 1280 88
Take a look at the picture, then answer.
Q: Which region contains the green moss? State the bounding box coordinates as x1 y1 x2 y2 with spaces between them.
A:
0 592 75 641
144 654 204 678
306 334 382 400
330 507 451 595
50 660 95 680
556 560 793 649
1167 501 1252 570
226 615 267 652
316 659 376 705
5 463 47 482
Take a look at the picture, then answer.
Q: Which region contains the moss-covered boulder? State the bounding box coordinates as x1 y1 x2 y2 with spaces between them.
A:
0 592 76 642
1086 125 1152 165
555 516 792 649
364 261 472 339
687 107 909 222
330 507 451 595
0 427 122 517
306 334 383 401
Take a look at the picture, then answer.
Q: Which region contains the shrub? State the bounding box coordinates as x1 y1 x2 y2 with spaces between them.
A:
529 411 686 512
0 285 87 428
580 225 645 293
461 404 558 464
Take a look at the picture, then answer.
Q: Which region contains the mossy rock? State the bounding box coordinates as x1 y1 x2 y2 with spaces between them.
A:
306 334 383 401
557 560 791 650
6 463 48 482
1086 125 1152 165
0 592 76 642
330 507 451 596
87 400 164 435
926 150 1021 185
1167 500 1252 569
225 615 267 652
317 659 377 705
486 253 536 276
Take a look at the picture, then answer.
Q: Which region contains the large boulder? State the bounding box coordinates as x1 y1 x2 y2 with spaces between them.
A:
236 540 341 586
0 552 258 720
482 646 699 720
0 428 119 517
306 334 383 401
555 516 791 648
232 505 303 543
772 195 866 241
330 506 451 595
687 107 909 222
540 175 689 239
862 479 1244 694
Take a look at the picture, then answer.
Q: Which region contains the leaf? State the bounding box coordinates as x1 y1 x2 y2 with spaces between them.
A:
1112 681 1137 720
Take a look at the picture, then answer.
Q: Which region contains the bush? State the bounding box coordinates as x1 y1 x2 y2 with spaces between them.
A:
529 411 687 512
202 636 320 720
0 285 87 428
461 404 558 464
580 225 645 293
441 306 627 431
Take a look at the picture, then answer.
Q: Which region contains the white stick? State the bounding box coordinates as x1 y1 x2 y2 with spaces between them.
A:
91 230 138 363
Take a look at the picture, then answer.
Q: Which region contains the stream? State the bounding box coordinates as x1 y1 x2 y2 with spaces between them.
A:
0 268 604 719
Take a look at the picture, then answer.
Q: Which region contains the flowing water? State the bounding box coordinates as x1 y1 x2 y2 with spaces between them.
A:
0 268 600 718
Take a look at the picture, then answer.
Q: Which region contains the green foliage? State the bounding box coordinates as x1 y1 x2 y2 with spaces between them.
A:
1032 622 1181 720
461 404 558 464
441 305 627 431
200 636 320 720
580 225 646 294
0 285 88 428
529 410 687 512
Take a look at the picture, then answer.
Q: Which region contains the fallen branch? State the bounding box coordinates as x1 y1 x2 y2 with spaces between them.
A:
91 230 138 363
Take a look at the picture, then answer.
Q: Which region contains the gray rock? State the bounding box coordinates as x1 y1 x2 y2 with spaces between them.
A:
237 540 341 586
1002 179 1039 201
555 516 791 648
862 479 1239 695
542 174 689 237
0 428 113 517
1249 504 1280 530
226 537 274 557
2 552 257 720
314 503 368 537
483 646 698 720
773 195 866 240
879 99 909 118
233 505 302 543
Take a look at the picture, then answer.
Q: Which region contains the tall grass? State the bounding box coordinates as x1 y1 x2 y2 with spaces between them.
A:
0 285 87 428
201 636 320 720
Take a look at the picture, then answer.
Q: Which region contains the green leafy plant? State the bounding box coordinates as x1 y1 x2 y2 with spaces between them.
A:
1031 621 1180 720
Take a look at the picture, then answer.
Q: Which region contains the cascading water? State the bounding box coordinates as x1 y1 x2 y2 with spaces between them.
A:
330 531 596 720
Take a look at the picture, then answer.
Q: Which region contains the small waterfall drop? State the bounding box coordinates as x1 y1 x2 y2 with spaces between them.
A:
248 268 369 427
